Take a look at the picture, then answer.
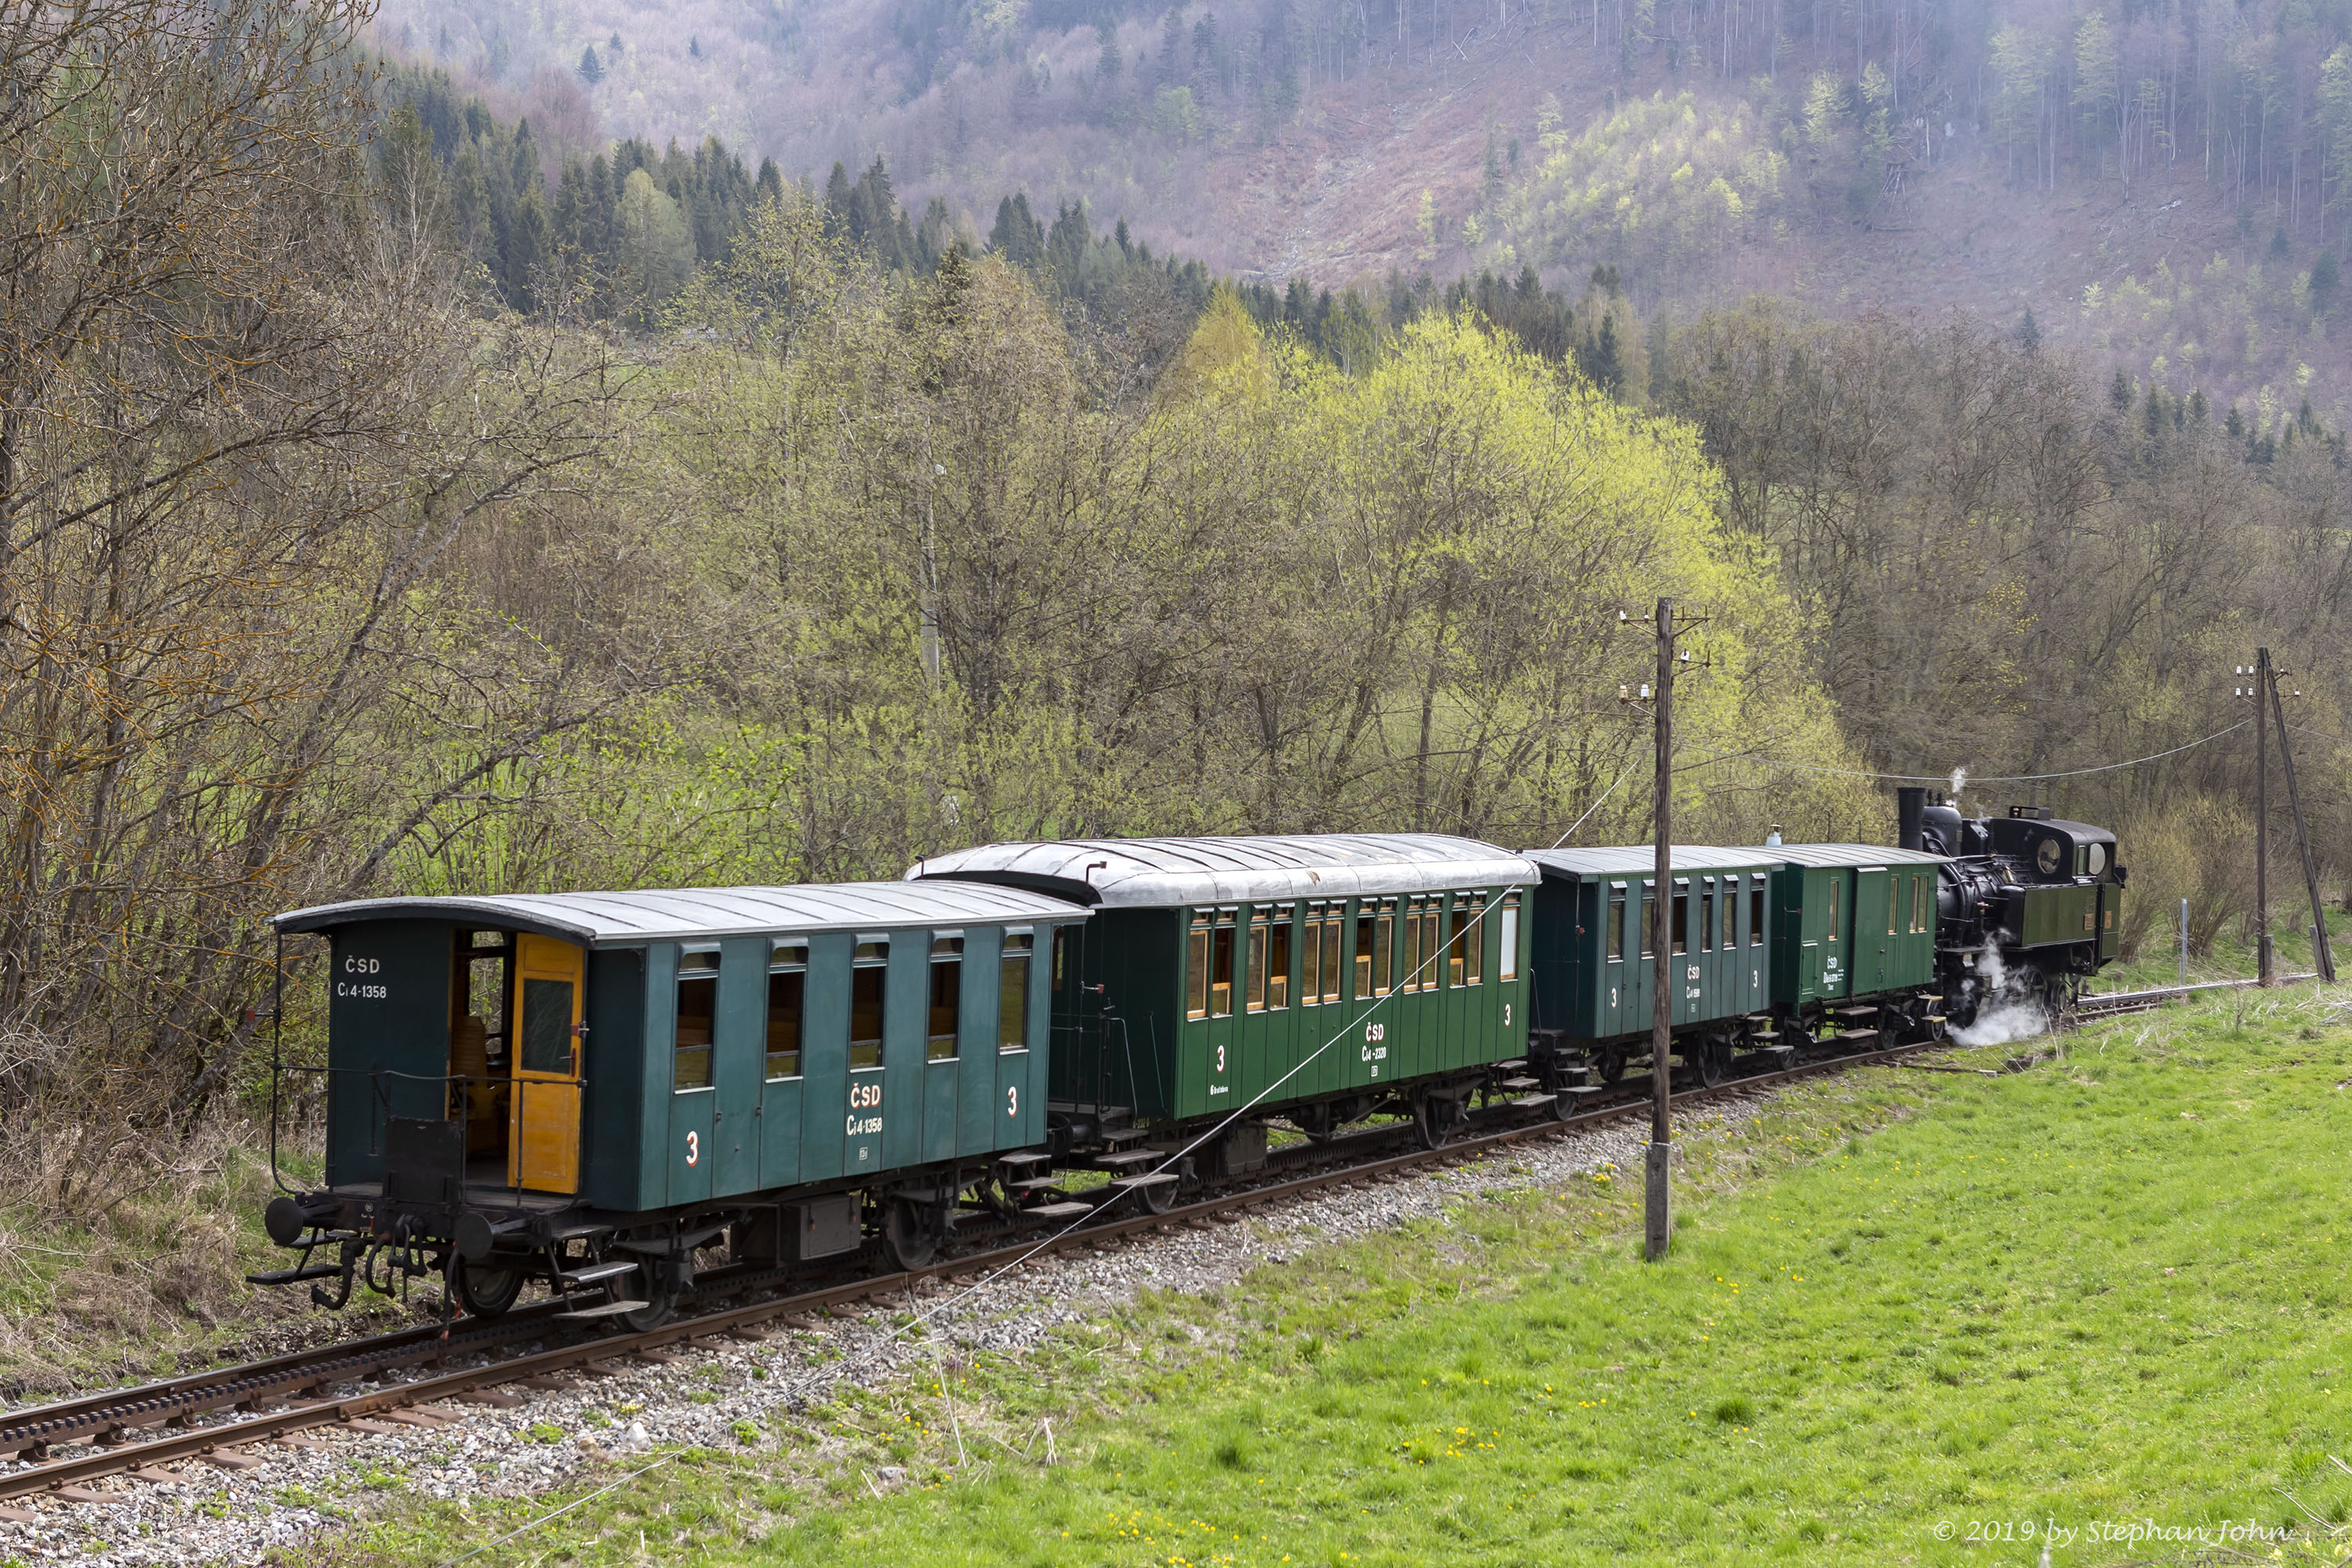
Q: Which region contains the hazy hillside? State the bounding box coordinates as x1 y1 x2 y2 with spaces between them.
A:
374 0 2350 423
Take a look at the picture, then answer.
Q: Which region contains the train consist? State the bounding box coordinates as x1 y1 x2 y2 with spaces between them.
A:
256 790 2122 1322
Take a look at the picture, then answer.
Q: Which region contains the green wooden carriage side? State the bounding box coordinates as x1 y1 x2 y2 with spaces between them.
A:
911 835 1539 1127
1765 845 1947 1011
1523 848 1781 1044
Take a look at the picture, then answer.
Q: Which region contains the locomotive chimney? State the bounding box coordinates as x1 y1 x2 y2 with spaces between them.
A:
1897 786 1927 851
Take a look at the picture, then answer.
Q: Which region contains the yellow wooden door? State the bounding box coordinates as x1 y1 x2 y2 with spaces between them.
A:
509 935 584 1193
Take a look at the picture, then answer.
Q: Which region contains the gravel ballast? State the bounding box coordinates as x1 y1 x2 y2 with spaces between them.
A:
0 1095 1773 1566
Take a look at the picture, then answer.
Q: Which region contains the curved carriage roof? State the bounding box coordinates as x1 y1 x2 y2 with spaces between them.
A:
908 834 1539 909
273 882 1088 948
1524 846 1790 880
1769 843 1951 869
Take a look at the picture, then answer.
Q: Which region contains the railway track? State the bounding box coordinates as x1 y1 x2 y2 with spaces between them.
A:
2074 971 2318 1019
0 1027 2043 1513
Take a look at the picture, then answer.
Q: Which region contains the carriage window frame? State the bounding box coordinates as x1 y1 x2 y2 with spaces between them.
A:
850 938 887 1070
1827 877 1841 942
1210 909 1237 1018
1639 881 1656 960
1186 913 1211 1021
1451 894 1482 986
1701 880 1718 952
927 935 964 1062
765 941 807 1082
673 946 720 1092
1354 905 1377 1000
1373 900 1396 996
1401 896 1425 992
1267 906 1293 1010
1300 907 1323 1008
1246 911 1269 1013
999 931 1033 1053
1606 884 1626 963
1671 880 1690 956
1498 892 1520 982
1751 878 1767 946
1319 906 1343 1003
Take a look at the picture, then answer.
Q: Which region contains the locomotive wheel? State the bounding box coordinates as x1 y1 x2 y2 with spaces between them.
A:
882 1199 944 1271
452 1255 528 1319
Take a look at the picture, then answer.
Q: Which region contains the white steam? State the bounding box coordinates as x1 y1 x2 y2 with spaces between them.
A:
1948 765 1969 799
1950 938 2052 1047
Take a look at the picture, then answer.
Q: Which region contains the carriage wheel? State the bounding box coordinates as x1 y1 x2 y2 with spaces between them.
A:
1137 1171 1179 1214
1414 1094 1459 1150
882 1198 945 1272
1595 1047 1628 1087
452 1255 528 1319
1693 1038 1727 1089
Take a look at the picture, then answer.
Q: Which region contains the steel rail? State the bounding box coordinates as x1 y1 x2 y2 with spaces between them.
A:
0 1029 1982 1505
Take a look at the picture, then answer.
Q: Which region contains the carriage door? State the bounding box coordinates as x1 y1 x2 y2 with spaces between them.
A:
509 934 584 1193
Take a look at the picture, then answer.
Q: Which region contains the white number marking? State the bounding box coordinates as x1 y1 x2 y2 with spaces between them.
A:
1007 1085 1018 1117
685 1131 699 1167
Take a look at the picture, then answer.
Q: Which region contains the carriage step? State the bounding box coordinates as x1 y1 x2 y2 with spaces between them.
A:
1495 1058 1529 1071
556 1261 640 1289
996 1149 1054 1170
1092 1149 1161 1171
1022 1202 1095 1220
245 1264 342 1287
1559 1085 1609 1096
1834 1029 1881 1046
1106 1172 1179 1191
1745 1029 1781 1040
1508 1093 1556 1109
1498 1076 1544 1091
554 1299 649 1321
1007 1176 1063 1194
1831 1005 1879 1018
1098 1127 1150 1149
549 1223 615 1243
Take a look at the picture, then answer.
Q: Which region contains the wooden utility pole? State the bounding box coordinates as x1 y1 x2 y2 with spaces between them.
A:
2266 661 2337 983
2257 647 2274 986
1646 597 1675 1264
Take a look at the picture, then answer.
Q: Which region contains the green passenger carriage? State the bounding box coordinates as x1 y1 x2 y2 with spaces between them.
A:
263 882 1087 1318
1521 847 1787 1087
909 835 1544 1152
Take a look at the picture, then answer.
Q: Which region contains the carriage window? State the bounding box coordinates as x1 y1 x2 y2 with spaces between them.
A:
1402 898 1425 992
1374 902 1395 995
767 944 805 1080
1187 915 1210 1020
1211 912 1236 1018
1498 894 1520 981
1639 883 1655 959
927 937 962 1062
1425 904 1446 987
1917 876 1931 933
674 949 718 1090
1827 877 1841 942
851 940 887 1069
1702 883 1718 951
1452 900 1481 985
999 933 1032 1051
1606 886 1625 961
1671 882 1690 956
1053 925 1067 985
1247 916 1269 1012
1751 880 1766 945
1889 881 1900 936
1300 912 1322 1007
1355 909 1377 999
1268 909 1292 1009
1320 908 1343 1002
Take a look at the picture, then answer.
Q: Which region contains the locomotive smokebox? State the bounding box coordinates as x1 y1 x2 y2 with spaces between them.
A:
1897 786 1927 852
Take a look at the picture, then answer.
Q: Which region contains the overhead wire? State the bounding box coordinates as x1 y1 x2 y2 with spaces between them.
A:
1679 720 2252 786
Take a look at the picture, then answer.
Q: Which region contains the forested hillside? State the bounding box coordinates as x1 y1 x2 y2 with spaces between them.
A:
371 0 2352 423
2 0 2347 1185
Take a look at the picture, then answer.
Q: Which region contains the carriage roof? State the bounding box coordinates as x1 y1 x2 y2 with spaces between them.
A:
908 833 1538 909
273 882 1088 947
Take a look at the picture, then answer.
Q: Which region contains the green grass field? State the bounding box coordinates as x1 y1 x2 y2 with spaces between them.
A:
325 984 2352 1567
